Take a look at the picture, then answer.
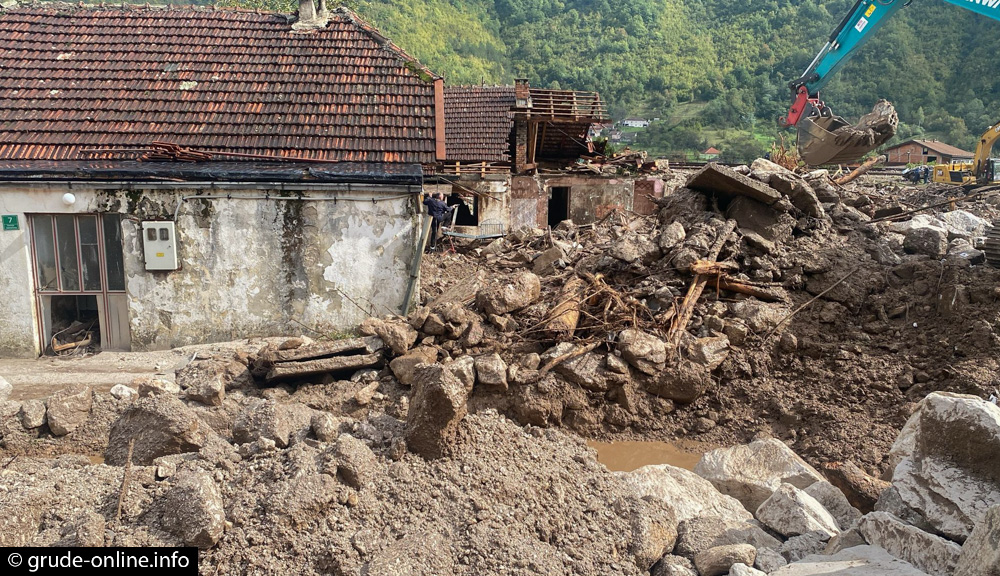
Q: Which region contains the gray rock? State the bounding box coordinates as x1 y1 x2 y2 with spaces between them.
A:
769 173 825 218
754 547 787 572
939 210 990 241
474 353 508 391
555 351 609 392
233 399 314 448
0 376 11 402
620 464 753 525
770 545 932 575
890 392 1000 542
729 300 789 333
694 543 757 576
445 356 476 392
19 399 46 429
675 517 781 559
358 317 416 355
405 364 468 459
311 412 341 442
46 384 92 436
903 225 949 258
874 486 935 533
618 329 667 375
804 481 863 530
695 438 826 512
652 555 698 576
138 377 181 397
109 384 138 400
422 312 447 335
856 511 961 576
729 563 768 576
185 375 225 406
389 347 438 387
749 158 795 181
780 531 831 562
659 222 687 251
955 504 1000 576
726 196 794 243
159 470 225 548
532 246 565 275
687 334 730 370
611 233 661 265
333 434 377 489
823 527 868 555
629 496 679 571
756 483 841 538
354 381 379 406
646 359 710 404
475 270 541 315
106 395 217 466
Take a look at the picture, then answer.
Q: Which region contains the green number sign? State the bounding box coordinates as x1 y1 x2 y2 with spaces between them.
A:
1 215 18 231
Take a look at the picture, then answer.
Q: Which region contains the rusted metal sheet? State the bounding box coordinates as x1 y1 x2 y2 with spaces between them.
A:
632 178 664 215
511 176 543 228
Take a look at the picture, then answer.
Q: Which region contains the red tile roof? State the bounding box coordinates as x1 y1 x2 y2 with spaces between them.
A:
0 4 442 163
444 86 515 163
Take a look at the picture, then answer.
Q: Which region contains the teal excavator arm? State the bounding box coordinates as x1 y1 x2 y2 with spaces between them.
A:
782 0 1000 165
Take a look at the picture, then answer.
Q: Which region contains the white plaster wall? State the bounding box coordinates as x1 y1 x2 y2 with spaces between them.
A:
0 185 420 355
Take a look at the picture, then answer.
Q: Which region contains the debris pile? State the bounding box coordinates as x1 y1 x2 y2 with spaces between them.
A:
413 159 1000 474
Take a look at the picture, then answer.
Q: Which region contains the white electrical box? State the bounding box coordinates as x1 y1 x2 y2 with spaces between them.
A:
141 221 179 271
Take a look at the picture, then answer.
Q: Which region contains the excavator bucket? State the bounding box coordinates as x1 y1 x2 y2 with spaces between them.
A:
796 99 898 166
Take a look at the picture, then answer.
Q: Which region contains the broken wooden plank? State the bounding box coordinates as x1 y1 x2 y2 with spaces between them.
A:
543 275 586 336
686 163 781 205
833 154 886 185
716 278 785 302
265 353 383 382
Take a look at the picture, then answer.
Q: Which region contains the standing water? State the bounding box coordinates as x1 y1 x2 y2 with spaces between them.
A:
588 439 714 472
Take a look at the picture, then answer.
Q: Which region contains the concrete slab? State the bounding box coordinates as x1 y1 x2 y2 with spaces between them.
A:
686 163 781 205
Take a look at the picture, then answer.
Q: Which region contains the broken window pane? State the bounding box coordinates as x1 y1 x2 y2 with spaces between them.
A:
32 215 58 291
103 214 125 292
79 216 101 291
55 214 80 291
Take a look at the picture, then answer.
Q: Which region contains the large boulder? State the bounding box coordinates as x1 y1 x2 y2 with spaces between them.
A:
769 173 825 218
555 351 610 392
405 364 468 459
629 496 679 571
694 543 756 576
620 464 753 525
106 395 217 465
770 545 931 576
652 555 698 576
0 375 11 402
803 481 862 530
903 225 948 258
19 399 46 429
618 329 667 375
159 470 226 548
474 353 508 391
646 359 710 404
856 511 961 576
955 504 1000 576
233 399 314 448
674 517 781 559
755 483 841 538
695 438 825 512
889 392 1000 542
475 270 541 315
938 210 990 241
46 384 92 436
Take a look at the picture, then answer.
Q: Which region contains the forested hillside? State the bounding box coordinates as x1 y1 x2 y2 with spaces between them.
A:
230 0 1000 157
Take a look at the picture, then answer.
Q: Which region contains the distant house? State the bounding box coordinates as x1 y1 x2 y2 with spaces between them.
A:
621 118 650 128
883 140 973 165
700 147 721 160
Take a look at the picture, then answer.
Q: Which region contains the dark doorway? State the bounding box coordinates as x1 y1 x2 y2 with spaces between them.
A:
47 294 100 354
447 192 478 226
548 186 570 227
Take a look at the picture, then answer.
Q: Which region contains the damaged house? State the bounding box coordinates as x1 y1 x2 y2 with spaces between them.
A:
430 79 669 235
0 2 445 357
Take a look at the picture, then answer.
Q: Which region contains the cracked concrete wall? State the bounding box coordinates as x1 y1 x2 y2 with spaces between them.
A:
0 186 420 356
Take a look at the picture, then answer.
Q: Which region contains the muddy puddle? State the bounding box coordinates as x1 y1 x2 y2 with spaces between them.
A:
588 439 715 472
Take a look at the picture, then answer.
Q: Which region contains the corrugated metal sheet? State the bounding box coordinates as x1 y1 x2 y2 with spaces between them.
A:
0 6 439 163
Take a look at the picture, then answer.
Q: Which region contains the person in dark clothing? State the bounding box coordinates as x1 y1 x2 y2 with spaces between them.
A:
423 192 451 250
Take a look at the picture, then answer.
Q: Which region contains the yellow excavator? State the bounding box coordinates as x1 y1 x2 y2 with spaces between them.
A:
782 0 1000 166
932 122 1000 185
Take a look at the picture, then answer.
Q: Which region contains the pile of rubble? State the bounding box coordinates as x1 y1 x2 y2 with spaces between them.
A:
1 350 998 576
412 159 1000 474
